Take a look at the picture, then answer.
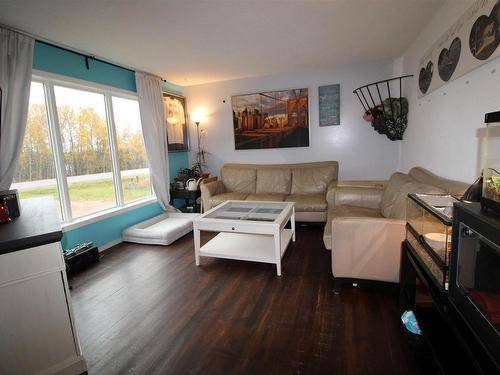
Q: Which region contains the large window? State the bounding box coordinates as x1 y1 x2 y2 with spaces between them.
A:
12 75 153 224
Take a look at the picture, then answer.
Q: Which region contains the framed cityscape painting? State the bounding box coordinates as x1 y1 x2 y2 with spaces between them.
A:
231 88 309 150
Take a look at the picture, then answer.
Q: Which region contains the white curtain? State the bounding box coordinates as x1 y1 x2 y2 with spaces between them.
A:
135 71 175 211
0 28 34 190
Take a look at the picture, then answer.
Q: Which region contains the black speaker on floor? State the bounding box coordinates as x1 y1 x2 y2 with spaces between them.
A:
64 242 99 276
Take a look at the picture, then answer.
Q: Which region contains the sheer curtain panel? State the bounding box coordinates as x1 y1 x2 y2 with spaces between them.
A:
135 71 175 211
0 28 34 190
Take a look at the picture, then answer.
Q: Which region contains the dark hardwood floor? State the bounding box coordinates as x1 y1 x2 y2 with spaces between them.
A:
69 226 418 375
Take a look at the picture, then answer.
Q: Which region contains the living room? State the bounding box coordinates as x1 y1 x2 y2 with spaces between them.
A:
0 1 499 374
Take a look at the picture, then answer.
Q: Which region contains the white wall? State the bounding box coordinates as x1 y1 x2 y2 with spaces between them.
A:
185 60 401 180
400 0 500 183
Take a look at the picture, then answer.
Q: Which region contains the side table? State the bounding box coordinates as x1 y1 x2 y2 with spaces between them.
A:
170 189 201 213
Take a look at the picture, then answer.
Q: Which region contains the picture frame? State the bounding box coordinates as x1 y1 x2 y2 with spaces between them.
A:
163 92 189 152
231 88 309 150
318 84 340 126
417 0 500 96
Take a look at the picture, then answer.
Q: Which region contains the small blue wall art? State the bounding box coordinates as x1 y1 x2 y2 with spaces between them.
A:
318 84 340 126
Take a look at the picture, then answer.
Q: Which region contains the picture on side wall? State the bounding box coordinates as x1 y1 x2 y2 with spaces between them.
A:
231 88 309 150
418 0 500 97
318 84 340 126
163 93 189 152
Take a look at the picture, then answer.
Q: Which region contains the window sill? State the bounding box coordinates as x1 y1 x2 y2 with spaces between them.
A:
61 197 158 232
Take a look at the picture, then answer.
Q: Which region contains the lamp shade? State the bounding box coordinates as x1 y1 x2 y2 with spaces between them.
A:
191 109 206 124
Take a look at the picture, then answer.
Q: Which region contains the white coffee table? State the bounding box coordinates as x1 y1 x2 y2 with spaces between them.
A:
192 200 295 276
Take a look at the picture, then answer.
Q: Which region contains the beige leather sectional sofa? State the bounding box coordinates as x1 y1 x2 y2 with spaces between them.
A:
201 163 468 286
325 167 468 284
201 161 338 222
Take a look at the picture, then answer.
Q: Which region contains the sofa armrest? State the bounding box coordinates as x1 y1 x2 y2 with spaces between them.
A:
201 176 218 185
331 216 406 283
327 180 387 210
325 180 338 210
200 180 225 212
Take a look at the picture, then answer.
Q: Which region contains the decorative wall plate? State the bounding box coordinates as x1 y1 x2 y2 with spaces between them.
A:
419 61 434 94
438 37 461 81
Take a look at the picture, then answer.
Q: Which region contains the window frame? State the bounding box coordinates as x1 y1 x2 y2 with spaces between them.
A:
25 70 154 229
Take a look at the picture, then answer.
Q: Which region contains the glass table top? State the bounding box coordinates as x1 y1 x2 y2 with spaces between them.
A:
203 201 290 222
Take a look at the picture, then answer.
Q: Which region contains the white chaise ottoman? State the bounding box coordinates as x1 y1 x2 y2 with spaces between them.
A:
123 212 199 245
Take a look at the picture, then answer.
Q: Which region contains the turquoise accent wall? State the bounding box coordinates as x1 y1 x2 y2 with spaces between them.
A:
161 81 184 96
169 151 189 179
32 41 190 250
33 42 136 92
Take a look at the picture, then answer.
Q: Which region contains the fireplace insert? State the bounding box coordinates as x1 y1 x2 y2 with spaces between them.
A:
450 202 500 372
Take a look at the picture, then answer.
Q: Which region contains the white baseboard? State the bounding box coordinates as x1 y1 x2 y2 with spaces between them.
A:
99 238 122 252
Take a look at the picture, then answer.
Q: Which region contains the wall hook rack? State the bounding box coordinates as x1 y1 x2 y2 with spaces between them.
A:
353 74 413 141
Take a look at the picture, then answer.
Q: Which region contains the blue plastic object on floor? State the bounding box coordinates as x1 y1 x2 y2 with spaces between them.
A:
401 310 422 335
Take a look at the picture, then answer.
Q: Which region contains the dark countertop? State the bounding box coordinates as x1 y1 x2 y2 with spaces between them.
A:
0 197 62 255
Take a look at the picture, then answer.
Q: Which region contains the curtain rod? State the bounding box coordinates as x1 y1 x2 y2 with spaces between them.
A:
0 23 167 82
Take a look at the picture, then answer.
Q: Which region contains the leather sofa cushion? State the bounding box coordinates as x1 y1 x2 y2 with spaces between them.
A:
209 192 249 208
221 167 256 193
408 166 468 196
333 186 383 209
381 172 445 219
331 205 383 219
291 165 337 194
256 168 291 194
245 193 286 202
286 194 327 212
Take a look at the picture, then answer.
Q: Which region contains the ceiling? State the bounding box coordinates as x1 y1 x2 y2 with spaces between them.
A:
0 0 443 86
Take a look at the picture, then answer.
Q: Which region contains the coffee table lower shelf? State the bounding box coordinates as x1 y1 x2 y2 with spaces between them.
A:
198 229 293 271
